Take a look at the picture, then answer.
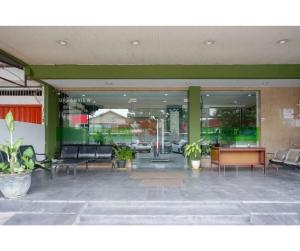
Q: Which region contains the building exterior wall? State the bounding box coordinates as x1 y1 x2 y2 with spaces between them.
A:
260 87 300 154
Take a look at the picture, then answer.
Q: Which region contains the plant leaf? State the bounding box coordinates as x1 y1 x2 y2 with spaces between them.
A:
13 138 23 151
23 147 34 158
5 111 14 133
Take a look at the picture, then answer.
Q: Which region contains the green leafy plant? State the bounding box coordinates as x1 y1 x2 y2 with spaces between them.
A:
0 111 34 174
114 147 135 160
93 131 106 145
184 142 201 160
201 144 211 157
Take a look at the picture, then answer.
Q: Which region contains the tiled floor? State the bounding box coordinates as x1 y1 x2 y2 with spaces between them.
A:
1 166 300 225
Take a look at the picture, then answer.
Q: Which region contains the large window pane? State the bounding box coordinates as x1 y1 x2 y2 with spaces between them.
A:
201 91 259 147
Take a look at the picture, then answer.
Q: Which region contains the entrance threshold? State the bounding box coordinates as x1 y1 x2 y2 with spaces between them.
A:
151 158 170 162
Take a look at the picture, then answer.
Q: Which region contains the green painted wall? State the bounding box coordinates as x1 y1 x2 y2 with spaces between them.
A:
188 86 201 143
44 84 59 158
28 64 300 79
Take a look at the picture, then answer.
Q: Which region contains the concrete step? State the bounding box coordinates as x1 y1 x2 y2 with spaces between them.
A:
79 214 250 225
250 213 299 225
79 201 250 225
84 203 243 215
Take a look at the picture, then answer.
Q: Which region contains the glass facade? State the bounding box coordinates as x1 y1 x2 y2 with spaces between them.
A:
201 91 260 147
59 91 188 168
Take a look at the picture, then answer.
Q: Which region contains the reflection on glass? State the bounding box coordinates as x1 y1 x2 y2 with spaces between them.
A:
201 91 260 147
59 91 188 154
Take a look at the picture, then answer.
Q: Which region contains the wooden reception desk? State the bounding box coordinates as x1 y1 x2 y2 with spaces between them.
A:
211 146 266 175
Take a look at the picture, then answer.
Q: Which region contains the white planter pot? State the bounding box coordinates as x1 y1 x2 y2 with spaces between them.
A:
191 160 201 170
0 172 32 199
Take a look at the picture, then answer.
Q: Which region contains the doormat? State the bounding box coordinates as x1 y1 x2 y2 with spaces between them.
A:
151 159 170 162
129 170 185 187
141 178 182 187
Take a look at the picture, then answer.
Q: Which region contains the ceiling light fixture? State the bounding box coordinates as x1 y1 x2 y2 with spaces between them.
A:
164 93 168 96
162 100 167 103
56 40 68 46
248 94 252 97
128 98 137 103
206 94 210 97
123 94 127 97
82 94 86 97
204 40 216 45
277 39 289 45
130 40 140 46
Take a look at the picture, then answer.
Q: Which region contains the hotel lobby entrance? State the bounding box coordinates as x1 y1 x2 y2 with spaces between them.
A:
59 90 188 169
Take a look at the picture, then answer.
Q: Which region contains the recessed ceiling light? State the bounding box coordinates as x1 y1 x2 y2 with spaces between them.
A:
130 40 140 46
277 39 289 45
248 94 252 97
164 93 168 96
56 40 68 46
204 40 216 45
82 94 86 97
129 98 137 103
162 100 167 103
123 94 127 97
206 94 210 97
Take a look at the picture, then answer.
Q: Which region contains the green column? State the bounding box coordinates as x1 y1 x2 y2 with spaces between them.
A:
44 84 60 158
188 86 201 143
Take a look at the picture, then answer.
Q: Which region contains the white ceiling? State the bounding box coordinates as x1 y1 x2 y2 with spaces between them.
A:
0 26 300 65
46 79 300 90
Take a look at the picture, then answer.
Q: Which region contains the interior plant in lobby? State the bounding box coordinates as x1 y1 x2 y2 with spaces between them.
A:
93 131 106 145
114 146 135 169
184 142 202 170
0 111 35 199
114 147 127 169
124 147 135 170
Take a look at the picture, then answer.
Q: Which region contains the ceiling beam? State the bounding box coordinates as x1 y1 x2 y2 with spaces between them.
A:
0 49 28 68
27 64 300 79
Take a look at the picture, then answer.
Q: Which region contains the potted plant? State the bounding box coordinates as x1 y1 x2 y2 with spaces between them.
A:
114 146 135 169
114 147 127 169
124 147 135 170
184 142 201 170
0 111 35 199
